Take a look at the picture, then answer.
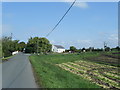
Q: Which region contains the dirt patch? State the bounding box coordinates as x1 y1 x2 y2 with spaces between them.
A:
85 54 119 67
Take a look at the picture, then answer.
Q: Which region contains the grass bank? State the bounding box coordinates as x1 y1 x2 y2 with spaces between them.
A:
29 53 101 88
2 55 14 62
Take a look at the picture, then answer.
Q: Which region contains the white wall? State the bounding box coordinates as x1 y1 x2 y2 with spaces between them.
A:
52 45 58 52
57 49 65 53
52 45 65 53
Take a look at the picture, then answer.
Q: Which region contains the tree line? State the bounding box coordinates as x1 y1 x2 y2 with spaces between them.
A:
1 36 120 57
2 36 52 57
2 36 26 57
67 46 120 53
25 37 51 54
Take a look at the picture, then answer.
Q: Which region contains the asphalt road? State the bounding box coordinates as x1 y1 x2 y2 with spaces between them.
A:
0 60 2 90
2 52 38 88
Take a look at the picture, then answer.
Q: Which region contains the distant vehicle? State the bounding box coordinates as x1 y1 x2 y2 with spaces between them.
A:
12 51 19 55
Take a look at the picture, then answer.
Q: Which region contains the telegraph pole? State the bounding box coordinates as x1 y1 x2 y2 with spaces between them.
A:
37 40 39 55
104 41 107 51
10 33 13 40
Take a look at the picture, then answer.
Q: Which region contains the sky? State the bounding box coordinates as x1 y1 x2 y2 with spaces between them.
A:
2 2 118 49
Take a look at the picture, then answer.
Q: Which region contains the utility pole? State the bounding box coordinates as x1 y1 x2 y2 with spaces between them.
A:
104 41 107 51
37 40 39 55
10 33 13 40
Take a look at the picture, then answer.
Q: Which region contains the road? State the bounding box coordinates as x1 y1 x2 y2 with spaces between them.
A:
2 52 38 88
0 59 2 90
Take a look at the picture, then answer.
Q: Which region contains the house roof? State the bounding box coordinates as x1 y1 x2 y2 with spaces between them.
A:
54 45 65 49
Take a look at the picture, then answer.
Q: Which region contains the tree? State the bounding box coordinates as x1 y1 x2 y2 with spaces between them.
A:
93 48 103 52
38 37 52 53
2 36 12 57
105 47 110 51
70 46 77 53
88 47 94 52
81 48 86 52
25 37 52 54
77 49 81 53
2 36 19 57
18 42 26 52
115 46 120 51
25 37 39 53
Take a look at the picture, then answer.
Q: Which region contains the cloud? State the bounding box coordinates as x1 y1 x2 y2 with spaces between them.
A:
74 2 88 8
108 34 118 41
50 32 118 49
50 40 55 44
50 39 93 49
64 0 88 8
77 40 91 44
105 33 118 47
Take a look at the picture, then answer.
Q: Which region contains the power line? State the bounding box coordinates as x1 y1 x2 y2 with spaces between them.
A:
45 0 76 37
11 33 20 41
12 34 18 40
37 40 39 54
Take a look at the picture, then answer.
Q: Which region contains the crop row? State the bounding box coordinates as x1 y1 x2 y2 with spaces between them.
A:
57 60 120 89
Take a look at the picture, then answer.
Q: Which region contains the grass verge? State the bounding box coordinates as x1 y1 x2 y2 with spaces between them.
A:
2 55 14 62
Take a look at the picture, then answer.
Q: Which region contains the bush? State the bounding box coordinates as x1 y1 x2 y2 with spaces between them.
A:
3 50 11 57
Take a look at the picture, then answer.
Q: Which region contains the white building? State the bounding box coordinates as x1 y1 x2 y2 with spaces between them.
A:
12 51 19 55
52 45 65 53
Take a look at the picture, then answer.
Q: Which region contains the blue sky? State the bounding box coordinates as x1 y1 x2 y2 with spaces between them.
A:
2 2 118 49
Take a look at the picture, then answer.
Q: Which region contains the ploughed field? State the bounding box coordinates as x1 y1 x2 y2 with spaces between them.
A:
84 52 119 67
57 60 119 89
29 51 119 88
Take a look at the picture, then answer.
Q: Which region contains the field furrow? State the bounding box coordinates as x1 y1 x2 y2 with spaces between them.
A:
57 60 119 89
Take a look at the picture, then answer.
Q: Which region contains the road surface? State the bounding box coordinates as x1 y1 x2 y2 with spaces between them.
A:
2 52 38 88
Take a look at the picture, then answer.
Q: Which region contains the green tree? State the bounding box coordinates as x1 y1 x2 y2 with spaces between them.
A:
25 37 39 53
2 36 19 57
115 46 120 51
2 36 12 57
38 37 52 53
105 47 110 51
25 37 52 54
81 48 86 52
70 46 77 53
18 42 26 52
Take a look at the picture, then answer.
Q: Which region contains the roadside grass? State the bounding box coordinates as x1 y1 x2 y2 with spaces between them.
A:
0 49 2 63
29 53 101 88
2 55 14 62
0 50 2 58
0 43 1 58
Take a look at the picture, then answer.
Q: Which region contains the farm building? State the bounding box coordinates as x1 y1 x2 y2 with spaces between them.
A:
52 45 65 53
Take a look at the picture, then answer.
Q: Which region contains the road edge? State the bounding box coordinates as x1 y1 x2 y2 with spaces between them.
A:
29 55 42 89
